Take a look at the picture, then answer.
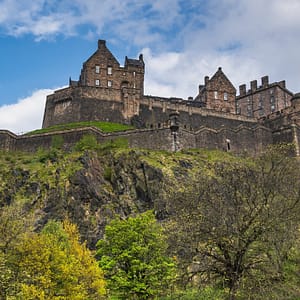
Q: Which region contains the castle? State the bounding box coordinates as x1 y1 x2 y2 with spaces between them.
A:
1 39 300 155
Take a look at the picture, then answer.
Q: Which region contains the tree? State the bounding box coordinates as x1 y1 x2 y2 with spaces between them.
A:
168 145 300 300
96 210 176 299
15 220 106 299
0 203 34 298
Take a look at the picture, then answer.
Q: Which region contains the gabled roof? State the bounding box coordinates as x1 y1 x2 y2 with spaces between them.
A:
83 40 120 66
208 67 236 92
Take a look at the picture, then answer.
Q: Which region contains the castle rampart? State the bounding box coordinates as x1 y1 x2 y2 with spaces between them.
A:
2 39 300 155
0 121 276 155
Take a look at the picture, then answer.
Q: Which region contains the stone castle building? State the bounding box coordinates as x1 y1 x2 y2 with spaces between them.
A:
1 39 300 155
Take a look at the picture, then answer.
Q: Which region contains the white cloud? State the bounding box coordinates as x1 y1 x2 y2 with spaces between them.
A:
1 0 300 105
142 0 300 97
0 88 58 134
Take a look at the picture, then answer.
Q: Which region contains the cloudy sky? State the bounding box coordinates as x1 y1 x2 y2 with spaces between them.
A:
1 0 300 133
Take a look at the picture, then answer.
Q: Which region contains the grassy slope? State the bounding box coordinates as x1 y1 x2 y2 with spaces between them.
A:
26 121 135 135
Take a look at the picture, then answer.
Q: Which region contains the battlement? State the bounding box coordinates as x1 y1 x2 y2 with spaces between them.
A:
2 38 300 156
238 76 289 97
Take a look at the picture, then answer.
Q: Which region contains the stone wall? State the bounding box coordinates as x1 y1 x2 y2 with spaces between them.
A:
139 97 256 131
43 87 127 127
203 68 236 113
237 77 293 118
0 130 16 151
0 123 276 156
79 40 144 97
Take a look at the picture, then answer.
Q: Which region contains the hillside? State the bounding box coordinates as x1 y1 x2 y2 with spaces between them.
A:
1 140 300 299
0 142 233 247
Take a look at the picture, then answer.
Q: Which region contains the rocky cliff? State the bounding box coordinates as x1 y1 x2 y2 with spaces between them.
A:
0 146 232 248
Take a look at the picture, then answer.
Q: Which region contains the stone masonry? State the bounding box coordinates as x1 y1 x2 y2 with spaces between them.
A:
2 39 300 155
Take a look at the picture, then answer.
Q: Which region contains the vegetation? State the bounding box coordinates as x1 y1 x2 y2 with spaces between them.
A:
96 211 176 299
1 144 300 299
26 120 135 135
166 145 300 299
0 208 106 299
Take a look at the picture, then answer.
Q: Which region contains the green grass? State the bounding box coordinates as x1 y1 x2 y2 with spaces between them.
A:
26 121 135 135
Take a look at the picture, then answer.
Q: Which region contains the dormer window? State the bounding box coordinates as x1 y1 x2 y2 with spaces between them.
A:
214 91 218 99
107 66 112 75
224 92 228 101
95 65 100 74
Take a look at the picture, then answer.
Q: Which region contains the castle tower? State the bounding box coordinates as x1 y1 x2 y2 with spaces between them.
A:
194 67 236 113
43 40 145 128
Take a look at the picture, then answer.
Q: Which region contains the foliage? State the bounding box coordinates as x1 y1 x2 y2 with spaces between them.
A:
51 135 64 149
167 145 300 299
160 286 226 300
75 134 101 151
74 134 129 152
14 220 106 299
26 121 134 135
96 211 176 299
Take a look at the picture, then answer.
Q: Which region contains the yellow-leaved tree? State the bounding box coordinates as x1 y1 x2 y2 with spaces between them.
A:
15 219 106 299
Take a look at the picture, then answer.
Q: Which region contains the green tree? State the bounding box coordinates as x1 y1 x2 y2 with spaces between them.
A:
15 219 106 299
0 204 34 298
168 145 300 300
96 210 176 299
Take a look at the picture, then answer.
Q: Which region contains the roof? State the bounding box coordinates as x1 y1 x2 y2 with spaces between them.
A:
126 58 144 67
125 54 144 67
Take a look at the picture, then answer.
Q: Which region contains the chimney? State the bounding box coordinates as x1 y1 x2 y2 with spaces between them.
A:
261 75 269 87
250 80 257 92
204 76 209 86
98 39 106 48
278 80 286 89
239 84 246 96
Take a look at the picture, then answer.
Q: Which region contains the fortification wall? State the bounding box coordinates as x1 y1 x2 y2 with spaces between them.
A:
0 130 16 151
0 123 275 155
139 97 256 131
194 125 273 155
43 90 126 128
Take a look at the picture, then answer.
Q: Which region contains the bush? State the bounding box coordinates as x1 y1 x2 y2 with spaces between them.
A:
75 134 100 151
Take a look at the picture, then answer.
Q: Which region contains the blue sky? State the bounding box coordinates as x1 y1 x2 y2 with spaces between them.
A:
1 0 300 132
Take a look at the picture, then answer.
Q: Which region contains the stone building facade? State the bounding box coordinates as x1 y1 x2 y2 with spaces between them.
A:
194 67 236 114
2 39 300 155
236 76 293 118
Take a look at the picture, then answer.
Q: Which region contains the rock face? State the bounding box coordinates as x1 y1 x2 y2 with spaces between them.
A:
0 149 173 248
0 146 233 249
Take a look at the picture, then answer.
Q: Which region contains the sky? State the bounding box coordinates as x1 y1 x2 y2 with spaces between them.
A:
1 0 300 133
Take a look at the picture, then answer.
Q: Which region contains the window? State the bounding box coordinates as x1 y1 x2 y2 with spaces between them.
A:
107 66 112 75
107 80 112 87
95 65 100 74
270 88 274 95
270 96 275 104
226 139 231 151
214 91 218 99
259 108 264 116
224 92 228 101
271 104 275 112
284 94 288 107
95 79 100 86
133 71 136 77
236 103 241 114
